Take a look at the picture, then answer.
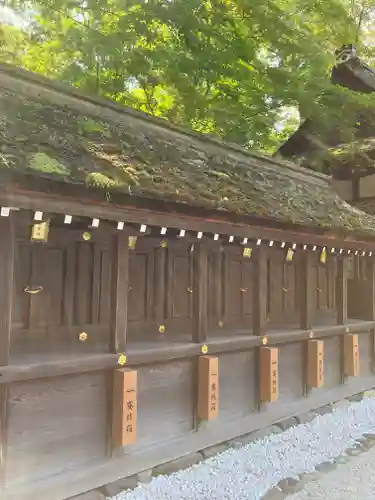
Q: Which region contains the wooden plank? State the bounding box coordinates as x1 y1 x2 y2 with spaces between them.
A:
28 247 46 329
0 216 15 365
299 252 313 330
1 219 16 490
0 385 8 487
192 244 208 343
269 250 283 317
76 243 92 325
135 360 194 448
91 245 102 325
153 246 167 328
6 373 107 487
110 234 129 353
112 369 137 449
307 339 324 388
207 252 221 326
99 249 112 325
197 356 219 421
336 257 348 325
62 243 75 328
343 333 360 377
253 247 267 335
259 346 279 402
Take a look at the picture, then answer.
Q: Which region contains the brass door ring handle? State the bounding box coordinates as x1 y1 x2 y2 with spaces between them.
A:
317 288 322 292
240 288 248 292
24 286 43 295
282 288 289 292
187 287 193 293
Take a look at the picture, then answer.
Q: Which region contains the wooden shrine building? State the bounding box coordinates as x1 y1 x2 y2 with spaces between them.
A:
278 44 375 214
2 63 375 500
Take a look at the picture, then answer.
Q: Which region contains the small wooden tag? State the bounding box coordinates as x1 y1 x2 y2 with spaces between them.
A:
112 369 137 448
307 339 324 388
259 347 279 402
198 356 219 421
344 333 360 377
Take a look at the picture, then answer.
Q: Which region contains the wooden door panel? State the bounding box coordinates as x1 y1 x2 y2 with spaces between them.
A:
11 236 112 357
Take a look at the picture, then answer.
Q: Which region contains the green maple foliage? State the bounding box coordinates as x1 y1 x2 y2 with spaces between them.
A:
1 0 375 155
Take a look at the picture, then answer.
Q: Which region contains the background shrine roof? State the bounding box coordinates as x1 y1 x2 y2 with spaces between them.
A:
2 63 375 237
277 53 375 178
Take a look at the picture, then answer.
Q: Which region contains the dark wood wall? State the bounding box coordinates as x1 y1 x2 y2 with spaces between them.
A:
1 217 375 500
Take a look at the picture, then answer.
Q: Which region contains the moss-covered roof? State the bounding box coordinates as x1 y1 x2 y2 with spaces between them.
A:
352 198 375 216
2 64 375 237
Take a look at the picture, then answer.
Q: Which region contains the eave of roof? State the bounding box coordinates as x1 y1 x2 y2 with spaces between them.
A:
2 63 375 238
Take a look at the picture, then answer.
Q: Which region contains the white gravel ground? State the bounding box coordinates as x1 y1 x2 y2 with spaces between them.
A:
111 397 375 500
288 445 375 500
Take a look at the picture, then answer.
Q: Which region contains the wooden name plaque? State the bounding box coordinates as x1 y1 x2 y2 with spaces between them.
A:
307 339 324 388
112 369 138 448
344 333 360 377
259 347 279 402
198 356 219 421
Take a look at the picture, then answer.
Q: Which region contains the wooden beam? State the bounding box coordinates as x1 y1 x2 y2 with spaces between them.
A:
110 234 129 353
0 216 14 488
3 188 375 251
336 257 348 325
299 251 313 330
1 320 375 384
192 244 208 343
253 247 268 335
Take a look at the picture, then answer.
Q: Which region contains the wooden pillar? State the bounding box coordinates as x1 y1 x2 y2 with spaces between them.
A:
336 257 348 325
154 245 167 329
0 217 15 487
299 251 313 330
253 247 267 335
110 234 129 353
192 244 208 343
